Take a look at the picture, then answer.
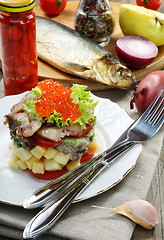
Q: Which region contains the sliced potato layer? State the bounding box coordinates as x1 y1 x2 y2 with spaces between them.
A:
8 138 99 176
8 141 80 174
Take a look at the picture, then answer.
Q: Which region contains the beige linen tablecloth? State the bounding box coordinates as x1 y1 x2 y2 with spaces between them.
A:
0 81 163 240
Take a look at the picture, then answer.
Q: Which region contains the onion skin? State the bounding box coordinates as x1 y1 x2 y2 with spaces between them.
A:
116 45 156 69
130 71 164 114
116 35 158 69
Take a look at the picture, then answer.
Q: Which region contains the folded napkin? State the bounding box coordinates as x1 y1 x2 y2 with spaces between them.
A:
0 89 163 240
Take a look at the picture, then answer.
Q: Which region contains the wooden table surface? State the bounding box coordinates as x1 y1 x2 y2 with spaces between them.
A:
0 1 163 240
33 1 164 89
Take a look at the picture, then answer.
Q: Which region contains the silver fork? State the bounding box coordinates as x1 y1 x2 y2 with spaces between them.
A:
24 90 164 210
23 90 164 239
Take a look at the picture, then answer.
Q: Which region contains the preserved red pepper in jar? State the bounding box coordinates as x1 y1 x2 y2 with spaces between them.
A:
0 0 38 95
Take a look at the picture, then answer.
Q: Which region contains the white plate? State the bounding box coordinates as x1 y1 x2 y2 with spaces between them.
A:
0 93 142 206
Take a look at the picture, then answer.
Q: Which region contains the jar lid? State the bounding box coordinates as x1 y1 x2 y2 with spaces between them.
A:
0 0 35 12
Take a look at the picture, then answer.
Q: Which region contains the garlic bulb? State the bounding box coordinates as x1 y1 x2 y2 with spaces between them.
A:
93 199 159 229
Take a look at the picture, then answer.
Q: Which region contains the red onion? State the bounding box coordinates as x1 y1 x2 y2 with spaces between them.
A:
130 70 164 114
116 35 158 69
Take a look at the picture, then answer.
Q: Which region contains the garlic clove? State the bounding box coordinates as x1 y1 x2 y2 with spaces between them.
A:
111 199 159 229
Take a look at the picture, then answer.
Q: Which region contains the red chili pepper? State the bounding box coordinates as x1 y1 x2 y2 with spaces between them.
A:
8 25 23 41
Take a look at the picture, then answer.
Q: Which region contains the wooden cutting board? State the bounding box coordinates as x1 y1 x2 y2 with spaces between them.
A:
34 1 163 90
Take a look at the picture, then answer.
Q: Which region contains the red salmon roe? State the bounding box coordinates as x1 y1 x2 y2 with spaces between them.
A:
35 79 81 122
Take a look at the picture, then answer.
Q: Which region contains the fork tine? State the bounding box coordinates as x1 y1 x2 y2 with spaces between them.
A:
141 89 164 122
153 105 164 125
147 96 164 125
152 106 164 127
151 109 164 131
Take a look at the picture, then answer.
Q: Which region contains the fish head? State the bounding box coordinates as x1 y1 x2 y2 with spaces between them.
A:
93 54 138 89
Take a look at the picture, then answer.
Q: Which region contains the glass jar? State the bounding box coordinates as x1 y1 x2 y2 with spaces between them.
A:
75 0 115 46
0 0 38 96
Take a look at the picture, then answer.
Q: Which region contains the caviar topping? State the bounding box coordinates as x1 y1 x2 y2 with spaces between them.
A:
24 79 98 128
35 79 80 122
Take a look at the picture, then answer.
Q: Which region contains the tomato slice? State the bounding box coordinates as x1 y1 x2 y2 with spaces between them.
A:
33 134 65 148
30 167 66 180
73 123 93 138
80 152 94 163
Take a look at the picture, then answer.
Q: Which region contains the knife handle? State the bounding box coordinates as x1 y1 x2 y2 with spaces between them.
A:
23 143 134 239
23 161 109 239
23 180 87 239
